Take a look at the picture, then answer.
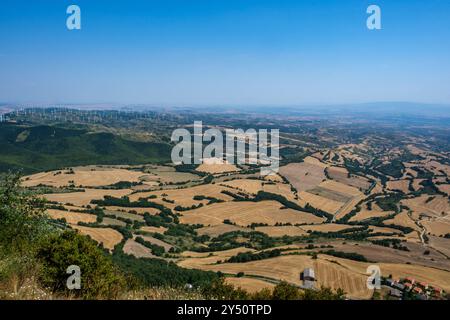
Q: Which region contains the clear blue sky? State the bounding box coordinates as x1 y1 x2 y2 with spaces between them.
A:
1 0 449 106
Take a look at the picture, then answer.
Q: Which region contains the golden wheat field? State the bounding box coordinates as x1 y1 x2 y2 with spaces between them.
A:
46 209 97 224
178 200 324 226
298 191 343 214
254 226 308 237
403 195 450 218
140 226 168 234
349 209 393 222
422 219 450 237
178 254 372 299
225 277 275 293
196 161 239 174
386 180 411 193
197 224 250 237
383 211 420 231
71 225 123 250
128 184 234 209
23 166 144 188
220 178 296 200
279 162 326 192
123 239 155 258
43 188 132 207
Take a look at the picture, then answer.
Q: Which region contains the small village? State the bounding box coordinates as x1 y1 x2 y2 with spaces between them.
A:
383 277 446 300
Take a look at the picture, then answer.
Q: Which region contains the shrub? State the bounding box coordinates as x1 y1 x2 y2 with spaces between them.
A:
36 231 126 299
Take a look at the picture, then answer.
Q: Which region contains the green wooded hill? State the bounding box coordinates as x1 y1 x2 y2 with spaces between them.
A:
0 123 172 174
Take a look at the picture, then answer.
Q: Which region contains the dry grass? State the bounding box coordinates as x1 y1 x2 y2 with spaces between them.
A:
220 179 296 201
140 226 168 234
349 209 393 222
279 162 326 192
384 211 420 231
197 224 250 237
326 167 372 191
179 201 324 226
300 224 354 233
23 166 144 188
123 239 156 258
128 184 233 209
437 184 450 196
43 188 132 207
46 209 97 224
179 247 255 265
422 219 450 237
196 159 239 174
386 180 411 193
225 277 275 293
134 235 173 251
71 225 123 251
105 206 160 215
298 191 344 214
178 254 372 299
331 256 450 292
403 195 450 218
255 226 308 237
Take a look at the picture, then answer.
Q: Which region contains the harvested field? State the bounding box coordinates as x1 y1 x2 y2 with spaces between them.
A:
72 225 122 250
326 167 372 191
179 201 324 227
128 184 233 209
255 226 308 237
220 179 296 201
307 186 352 203
197 224 250 237
303 156 329 168
103 209 145 221
350 209 393 222
140 165 200 184
179 247 255 265
140 226 168 234
368 226 403 234
123 239 156 258
43 189 132 207
437 184 450 195
196 163 239 174
225 277 275 293
424 160 450 176
331 256 450 293
105 206 160 215
402 195 450 218
23 166 144 188
412 179 425 191
279 162 326 192
300 224 354 233
422 219 450 237
298 191 343 214
330 242 450 271
334 194 367 220
386 180 411 193
384 211 420 231
428 236 450 258
134 235 173 251
179 254 372 299
101 217 126 227
47 209 97 224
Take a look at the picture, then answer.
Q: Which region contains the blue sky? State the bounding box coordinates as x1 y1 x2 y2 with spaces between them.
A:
0 0 449 106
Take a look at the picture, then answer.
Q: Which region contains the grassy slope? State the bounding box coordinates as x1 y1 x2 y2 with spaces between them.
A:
0 123 171 174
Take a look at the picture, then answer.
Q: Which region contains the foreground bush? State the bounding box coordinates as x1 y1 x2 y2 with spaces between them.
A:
37 231 126 299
